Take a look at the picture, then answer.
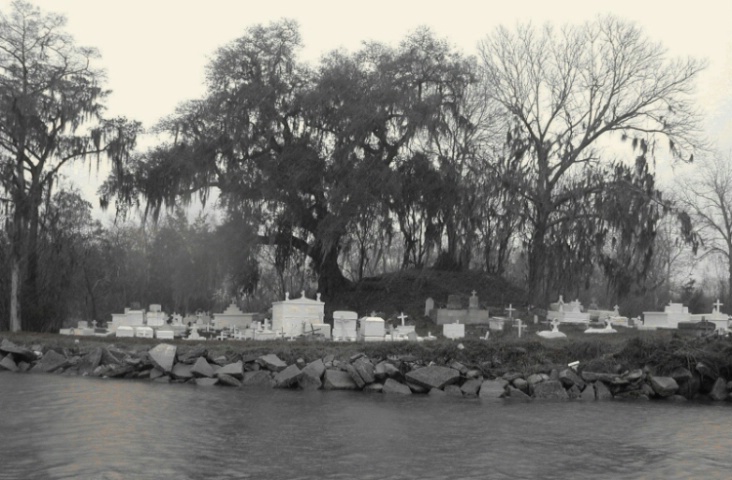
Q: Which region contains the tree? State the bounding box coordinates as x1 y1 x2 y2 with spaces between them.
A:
0 1 140 331
478 16 705 303
676 153 732 313
102 22 471 298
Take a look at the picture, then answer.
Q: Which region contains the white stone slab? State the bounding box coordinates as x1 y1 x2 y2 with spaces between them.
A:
116 326 135 338
443 323 465 339
360 317 385 338
333 311 358 341
156 329 175 340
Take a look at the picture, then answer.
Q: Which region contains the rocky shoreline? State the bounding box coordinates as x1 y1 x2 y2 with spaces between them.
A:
1 337 731 402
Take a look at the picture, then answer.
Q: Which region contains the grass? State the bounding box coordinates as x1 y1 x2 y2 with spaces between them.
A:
5 326 732 379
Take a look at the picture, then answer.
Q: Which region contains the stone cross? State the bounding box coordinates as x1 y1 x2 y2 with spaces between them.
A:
613 305 620 315
398 312 408 326
285 291 290 300
370 311 377 317
514 319 526 338
506 304 515 318
301 290 306 298
550 318 560 332
91 320 97 328
316 293 322 302
714 299 724 313
472 290 477 296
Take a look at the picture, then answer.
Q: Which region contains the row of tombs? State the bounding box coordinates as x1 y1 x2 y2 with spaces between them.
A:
59 292 732 342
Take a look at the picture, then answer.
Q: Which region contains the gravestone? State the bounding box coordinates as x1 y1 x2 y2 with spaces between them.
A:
469 291 479 310
443 321 465 339
147 304 166 327
424 297 435 316
642 302 691 329
447 295 462 310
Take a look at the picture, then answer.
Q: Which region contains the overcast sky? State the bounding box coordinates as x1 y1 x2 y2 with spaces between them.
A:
8 0 732 216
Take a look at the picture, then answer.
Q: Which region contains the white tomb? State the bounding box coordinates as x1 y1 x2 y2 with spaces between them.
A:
214 302 257 330
304 322 331 339
443 321 465 339
156 329 175 340
359 316 385 342
537 319 567 339
642 302 691 329
272 291 325 338
116 326 135 338
186 327 204 341
146 304 166 327
547 297 590 324
333 311 358 341
135 326 154 338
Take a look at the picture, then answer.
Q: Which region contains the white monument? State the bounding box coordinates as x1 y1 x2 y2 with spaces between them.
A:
689 299 730 332
537 319 567 339
359 316 386 342
547 297 590 324
333 311 358 341
642 302 691 329
214 301 257 330
146 304 166 327
271 291 325 338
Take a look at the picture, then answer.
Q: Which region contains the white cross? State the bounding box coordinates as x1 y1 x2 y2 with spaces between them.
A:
285 291 290 300
506 304 515 318
513 319 526 338
301 290 306 298
551 319 560 332
370 311 377 317
91 320 97 328
714 299 724 313
471 290 477 296
397 312 408 326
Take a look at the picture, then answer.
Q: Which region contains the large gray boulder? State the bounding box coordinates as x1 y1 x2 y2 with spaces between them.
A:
298 359 325 390
243 370 273 388
0 354 18 372
479 379 508 399
650 376 679 397
532 380 569 400
460 379 482 397
148 344 176 374
172 363 194 380
353 358 376 384
258 354 287 372
323 369 358 390
217 373 243 387
383 378 412 395
593 381 614 400
559 369 585 390
0 339 37 363
31 350 68 373
191 357 215 378
344 364 366 389
273 364 302 388
77 347 103 376
177 345 208 364
218 361 244 379
709 377 728 401
405 366 460 390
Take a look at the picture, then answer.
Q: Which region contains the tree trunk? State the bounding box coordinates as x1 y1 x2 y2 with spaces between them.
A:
528 217 549 306
314 244 351 300
10 255 22 332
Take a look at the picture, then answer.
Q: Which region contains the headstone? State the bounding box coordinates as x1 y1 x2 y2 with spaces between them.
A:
187 327 203 341
447 295 462 310
425 297 435 316
443 322 465 339
214 302 257 330
469 291 479 310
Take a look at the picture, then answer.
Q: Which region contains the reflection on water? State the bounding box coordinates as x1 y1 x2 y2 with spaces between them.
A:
1 373 731 480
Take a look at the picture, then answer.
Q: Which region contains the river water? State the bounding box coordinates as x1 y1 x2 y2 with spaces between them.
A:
1 373 731 480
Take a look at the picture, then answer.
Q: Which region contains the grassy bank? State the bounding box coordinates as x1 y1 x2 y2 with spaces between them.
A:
5 328 732 378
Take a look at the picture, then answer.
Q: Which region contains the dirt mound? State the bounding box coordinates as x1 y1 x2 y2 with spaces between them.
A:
328 269 526 323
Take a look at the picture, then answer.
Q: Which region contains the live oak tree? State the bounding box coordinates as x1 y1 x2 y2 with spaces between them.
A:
0 1 140 331
479 16 705 303
103 22 473 298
